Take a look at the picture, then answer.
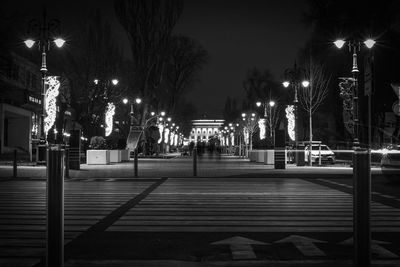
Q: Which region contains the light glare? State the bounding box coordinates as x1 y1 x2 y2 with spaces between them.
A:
111 79 119 85
282 81 290 88
302 80 310 88
334 39 346 49
54 38 65 48
24 39 35 48
256 101 262 107
364 39 376 49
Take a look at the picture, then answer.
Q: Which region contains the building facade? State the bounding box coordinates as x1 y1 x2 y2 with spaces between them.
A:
0 52 42 159
189 119 225 144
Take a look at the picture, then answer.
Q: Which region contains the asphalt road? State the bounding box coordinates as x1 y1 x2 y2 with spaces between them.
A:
1 154 400 267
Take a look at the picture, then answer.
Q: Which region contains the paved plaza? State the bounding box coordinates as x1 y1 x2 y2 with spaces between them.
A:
0 155 400 266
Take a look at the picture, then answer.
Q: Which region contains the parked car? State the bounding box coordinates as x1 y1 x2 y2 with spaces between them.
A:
304 144 335 164
380 145 400 182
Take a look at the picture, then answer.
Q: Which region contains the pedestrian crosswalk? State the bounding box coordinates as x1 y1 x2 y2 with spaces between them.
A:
109 178 400 232
0 180 155 263
1 177 400 265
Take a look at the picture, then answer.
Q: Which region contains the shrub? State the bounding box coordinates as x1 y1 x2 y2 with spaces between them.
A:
89 136 107 149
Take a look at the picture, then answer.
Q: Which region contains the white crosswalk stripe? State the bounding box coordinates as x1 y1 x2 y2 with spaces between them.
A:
0 180 154 263
109 178 400 232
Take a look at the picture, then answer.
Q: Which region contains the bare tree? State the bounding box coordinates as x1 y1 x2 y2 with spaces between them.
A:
163 35 208 115
61 10 125 139
114 0 184 124
242 115 258 153
299 60 331 165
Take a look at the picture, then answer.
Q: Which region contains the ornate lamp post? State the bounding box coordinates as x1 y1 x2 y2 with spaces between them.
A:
256 100 276 146
334 38 376 267
334 38 376 147
122 97 142 151
283 63 309 165
25 9 65 162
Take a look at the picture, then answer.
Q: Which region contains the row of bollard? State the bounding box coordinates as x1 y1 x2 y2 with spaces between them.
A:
36 146 370 267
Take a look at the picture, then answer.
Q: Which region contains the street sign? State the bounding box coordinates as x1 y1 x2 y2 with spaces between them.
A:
393 100 400 116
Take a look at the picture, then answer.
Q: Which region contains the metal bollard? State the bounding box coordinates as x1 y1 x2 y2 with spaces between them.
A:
353 148 371 267
13 149 17 178
193 147 197 177
64 149 69 179
134 148 138 178
46 148 65 267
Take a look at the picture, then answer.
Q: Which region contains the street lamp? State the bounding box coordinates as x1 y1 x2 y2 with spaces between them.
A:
283 62 309 166
122 97 142 127
335 38 376 267
282 63 309 141
334 38 376 146
25 9 65 162
256 100 277 141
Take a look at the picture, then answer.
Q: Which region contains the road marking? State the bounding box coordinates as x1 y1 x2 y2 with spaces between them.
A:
275 235 326 256
211 236 267 260
340 238 398 258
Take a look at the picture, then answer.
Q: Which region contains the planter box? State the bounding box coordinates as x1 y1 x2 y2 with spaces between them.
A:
248 151 257 162
120 149 130 161
109 150 122 163
86 150 110 165
264 150 275 165
256 150 265 163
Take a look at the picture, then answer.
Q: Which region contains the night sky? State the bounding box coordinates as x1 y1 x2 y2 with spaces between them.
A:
6 0 311 118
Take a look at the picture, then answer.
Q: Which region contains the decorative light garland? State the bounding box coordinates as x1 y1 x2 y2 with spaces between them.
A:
44 76 60 137
174 134 178 146
158 123 164 144
105 102 115 137
285 105 295 141
164 128 170 144
170 132 174 146
258 118 266 140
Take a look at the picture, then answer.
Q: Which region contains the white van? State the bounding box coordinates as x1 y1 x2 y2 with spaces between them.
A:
304 144 335 164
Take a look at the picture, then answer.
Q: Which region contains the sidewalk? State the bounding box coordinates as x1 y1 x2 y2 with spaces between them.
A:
0 156 384 179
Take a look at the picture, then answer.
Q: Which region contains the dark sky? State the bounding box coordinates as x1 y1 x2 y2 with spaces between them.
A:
6 0 312 118
173 0 312 118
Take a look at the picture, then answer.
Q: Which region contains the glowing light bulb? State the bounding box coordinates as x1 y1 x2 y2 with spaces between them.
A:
334 39 346 49
54 38 65 48
24 39 35 48
364 39 376 49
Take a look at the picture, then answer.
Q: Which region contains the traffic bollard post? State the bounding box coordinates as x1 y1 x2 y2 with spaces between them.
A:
193 147 197 177
13 149 17 178
64 149 69 179
46 148 65 267
134 148 138 178
353 148 371 267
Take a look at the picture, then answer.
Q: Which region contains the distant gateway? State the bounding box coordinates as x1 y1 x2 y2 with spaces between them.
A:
189 119 225 143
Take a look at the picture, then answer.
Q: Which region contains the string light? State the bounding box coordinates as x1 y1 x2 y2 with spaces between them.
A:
170 132 174 146
285 105 295 141
164 128 170 144
258 118 266 140
158 123 164 144
105 102 115 136
174 134 178 146
44 76 60 137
